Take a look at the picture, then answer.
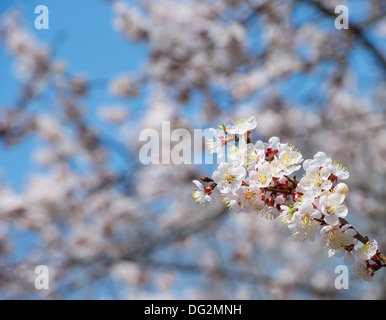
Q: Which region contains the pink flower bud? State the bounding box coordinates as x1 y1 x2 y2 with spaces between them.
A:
275 194 286 205
278 176 288 185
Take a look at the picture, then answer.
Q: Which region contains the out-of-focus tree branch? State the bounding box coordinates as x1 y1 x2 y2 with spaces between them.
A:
298 0 386 74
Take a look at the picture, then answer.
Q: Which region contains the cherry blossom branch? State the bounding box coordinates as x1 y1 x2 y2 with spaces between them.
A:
339 218 386 267
193 116 385 281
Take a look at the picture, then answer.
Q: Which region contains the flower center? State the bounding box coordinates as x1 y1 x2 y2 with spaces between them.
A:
225 174 235 184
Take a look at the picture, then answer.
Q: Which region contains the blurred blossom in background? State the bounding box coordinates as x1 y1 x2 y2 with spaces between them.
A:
0 0 386 299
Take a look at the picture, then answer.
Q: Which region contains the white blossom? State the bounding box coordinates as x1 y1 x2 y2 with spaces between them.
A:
212 162 246 194
192 180 213 207
226 116 257 136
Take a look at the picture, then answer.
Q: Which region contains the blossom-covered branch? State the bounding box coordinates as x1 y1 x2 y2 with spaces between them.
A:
193 116 385 281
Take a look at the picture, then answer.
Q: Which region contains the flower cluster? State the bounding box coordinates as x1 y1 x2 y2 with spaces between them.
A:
193 116 385 281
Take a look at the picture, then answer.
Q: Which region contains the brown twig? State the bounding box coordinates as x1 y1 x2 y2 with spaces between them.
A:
285 175 299 187
339 217 386 266
265 187 292 195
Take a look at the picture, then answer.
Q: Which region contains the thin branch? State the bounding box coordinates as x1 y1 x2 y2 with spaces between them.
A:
265 187 292 195
339 217 386 266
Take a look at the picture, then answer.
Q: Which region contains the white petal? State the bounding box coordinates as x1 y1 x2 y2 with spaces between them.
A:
324 214 338 225
192 180 204 190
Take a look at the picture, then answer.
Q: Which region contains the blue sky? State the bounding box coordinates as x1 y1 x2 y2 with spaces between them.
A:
0 0 147 190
